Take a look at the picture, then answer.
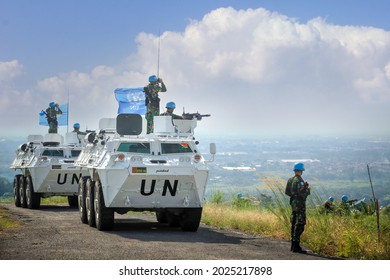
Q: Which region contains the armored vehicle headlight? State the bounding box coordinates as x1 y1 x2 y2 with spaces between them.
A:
179 156 191 163
115 153 125 161
131 156 143 162
194 154 202 162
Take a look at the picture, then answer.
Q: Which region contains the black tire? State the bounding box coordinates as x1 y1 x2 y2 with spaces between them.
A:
156 211 168 223
19 176 27 208
180 208 203 232
86 178 96 227
13 175 22 207
26 175 41 209
78 176 89 224
94 180 114 231
68 196 78 208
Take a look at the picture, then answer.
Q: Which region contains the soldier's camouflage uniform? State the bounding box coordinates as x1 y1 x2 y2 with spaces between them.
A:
46 106 62 134
288 175 310 243
144 82 167 134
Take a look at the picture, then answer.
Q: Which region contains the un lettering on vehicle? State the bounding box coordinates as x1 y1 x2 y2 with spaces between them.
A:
140 179 178 196
57 173 83 185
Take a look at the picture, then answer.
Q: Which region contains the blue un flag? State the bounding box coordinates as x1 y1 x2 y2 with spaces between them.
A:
114 87 146 115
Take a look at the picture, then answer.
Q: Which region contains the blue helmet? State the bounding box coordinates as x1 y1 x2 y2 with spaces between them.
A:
293 162 305 171
166 101 176 109
149 75 158 82
329 196 335 202
73 123 80 129
49 102 56 108
342 195 348 202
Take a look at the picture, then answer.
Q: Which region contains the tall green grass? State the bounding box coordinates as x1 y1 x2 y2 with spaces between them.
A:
202 177 390 259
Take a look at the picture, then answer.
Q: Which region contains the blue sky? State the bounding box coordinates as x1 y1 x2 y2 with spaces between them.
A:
1 0 390 138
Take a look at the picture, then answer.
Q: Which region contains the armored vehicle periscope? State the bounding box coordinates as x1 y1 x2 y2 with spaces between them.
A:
75 114 216 232
10 132 88 209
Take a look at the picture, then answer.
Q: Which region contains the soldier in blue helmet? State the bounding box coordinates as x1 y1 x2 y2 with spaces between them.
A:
72 122 86 144
285 162 311 253
45 102 62 133
160 102 183 119
144 75 167 133
339 195 351 214
321 196 335 212
72 123 86 136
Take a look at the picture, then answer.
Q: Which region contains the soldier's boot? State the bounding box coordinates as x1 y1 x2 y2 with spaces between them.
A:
292 241 307 254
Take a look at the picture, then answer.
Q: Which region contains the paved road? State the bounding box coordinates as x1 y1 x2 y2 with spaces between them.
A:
0 202 327 260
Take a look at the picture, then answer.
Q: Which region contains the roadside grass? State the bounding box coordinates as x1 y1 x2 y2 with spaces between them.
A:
0 196 69 232
0 205 21 232
41 196 68 205
202 177 390 260
0 196 69 205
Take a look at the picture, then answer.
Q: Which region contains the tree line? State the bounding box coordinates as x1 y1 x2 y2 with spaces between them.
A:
0 177 12 196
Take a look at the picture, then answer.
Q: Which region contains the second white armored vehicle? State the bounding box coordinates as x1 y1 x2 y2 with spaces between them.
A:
10 132 88 209
75 114 215 231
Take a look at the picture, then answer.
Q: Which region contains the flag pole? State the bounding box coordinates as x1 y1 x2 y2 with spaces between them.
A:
67 87 70 133
157 30 161 78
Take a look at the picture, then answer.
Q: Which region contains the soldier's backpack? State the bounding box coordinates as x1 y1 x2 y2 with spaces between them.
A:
285 177 293 197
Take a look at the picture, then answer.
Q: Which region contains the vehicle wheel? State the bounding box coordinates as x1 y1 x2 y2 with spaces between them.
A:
156 211 168 223
180 208 202 232
86 178 96 227
26 175 41 209
78 176 89 224
94 180 114 231
167 213 180 227
67 196 78 208
13 175 22 207
19 176 27 208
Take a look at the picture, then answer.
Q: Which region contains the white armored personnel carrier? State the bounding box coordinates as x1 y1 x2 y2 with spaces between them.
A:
75 114 216 231
10 132 88 209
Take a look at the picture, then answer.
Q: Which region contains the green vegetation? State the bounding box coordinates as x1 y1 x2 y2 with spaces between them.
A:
0 197 69 232
202 177 390 260
0 205 20 232
0 176 12 197
40 196 68 205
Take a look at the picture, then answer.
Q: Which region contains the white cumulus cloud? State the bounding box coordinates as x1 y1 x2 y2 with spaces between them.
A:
2 7 390 137
0 60 23 81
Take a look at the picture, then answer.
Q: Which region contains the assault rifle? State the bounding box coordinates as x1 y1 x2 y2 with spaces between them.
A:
41 110 55 124
182 110 211 120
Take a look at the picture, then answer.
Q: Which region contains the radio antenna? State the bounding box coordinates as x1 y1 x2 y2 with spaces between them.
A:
157 30 161 77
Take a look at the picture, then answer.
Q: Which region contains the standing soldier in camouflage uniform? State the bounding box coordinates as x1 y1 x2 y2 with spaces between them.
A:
285 162 310 253
144 75 167 133
45 102 62 133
